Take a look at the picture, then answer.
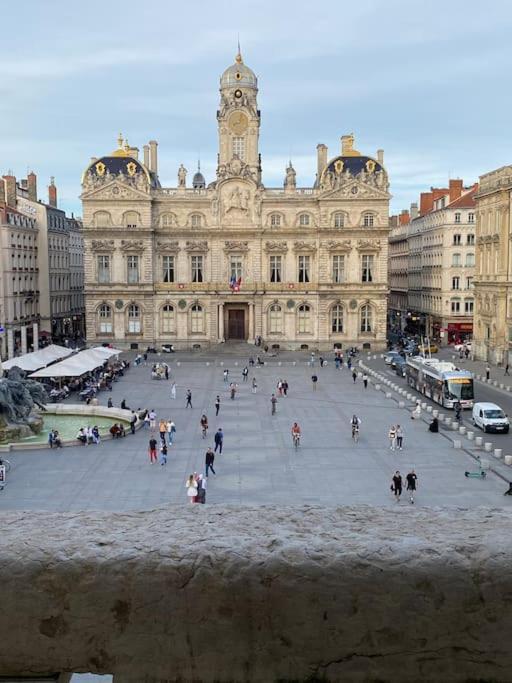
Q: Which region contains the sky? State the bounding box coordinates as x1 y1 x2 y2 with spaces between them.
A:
2 0 512 217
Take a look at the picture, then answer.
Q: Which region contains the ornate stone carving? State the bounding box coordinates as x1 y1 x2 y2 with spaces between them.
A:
178 164 187 188
225 186 250 213
185 240 209 252
217 157 256 182
156 240 180 252
284 163 296 190
293 240 316 252
356 239 381 251
90 239 115 252
82 173 148 196
224 240 249 253
322 239 352 252
264 241 288 253
120 240 145 252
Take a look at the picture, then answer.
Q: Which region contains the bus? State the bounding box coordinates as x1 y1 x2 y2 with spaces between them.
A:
405 356 474 409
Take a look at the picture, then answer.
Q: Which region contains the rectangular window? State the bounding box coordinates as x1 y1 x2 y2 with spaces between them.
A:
191 255 203 283
452 253 461 266
361 254 374 282
332 255 345 283
97 255 110 284
467 234 475 245
452 276 460 290
451 300 460 313
466 276 473 290
162 255 175 283
232 136 245 160
127 255 139 284
270 255 282 283
453 234 461 245
468 213 475 223
464 300 474 313
230 256 243 280
455 213 461 223
298 255 310 283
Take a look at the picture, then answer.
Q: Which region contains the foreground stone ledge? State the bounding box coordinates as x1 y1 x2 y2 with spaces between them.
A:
1 505 512 682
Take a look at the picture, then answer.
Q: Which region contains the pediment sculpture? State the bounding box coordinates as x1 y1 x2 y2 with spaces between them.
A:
185 240 209 252
264 240 288 252
293 240 316 252
224 240 249 252
90 239 115 252
217 157 256 182
82 172 148 197
322 239 352 252
357 239 381 251
120 240 145 252
156 240 180 252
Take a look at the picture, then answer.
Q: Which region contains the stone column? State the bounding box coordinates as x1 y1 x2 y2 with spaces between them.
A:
7 329 14 359
21 325 27 355
33 322 39 351
218 303 224 341
248 302 254 341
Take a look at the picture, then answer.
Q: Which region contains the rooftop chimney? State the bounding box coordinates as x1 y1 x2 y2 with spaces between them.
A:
449 179 463 203
48 177 57 208
149 140 158 174
399 209 410 225
143 145 150 168
27 171 37 202
316 144 328 181
2 174 16 208
377 149 384 165
410 202 419 220
419 192 434 216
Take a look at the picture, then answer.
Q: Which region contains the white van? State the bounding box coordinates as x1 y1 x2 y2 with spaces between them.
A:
472 402 510 433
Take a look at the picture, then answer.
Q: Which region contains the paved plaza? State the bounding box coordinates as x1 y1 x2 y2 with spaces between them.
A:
1 350 511 512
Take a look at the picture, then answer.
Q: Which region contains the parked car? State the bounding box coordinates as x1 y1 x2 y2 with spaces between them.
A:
161 344 175 353
419 343 439 354
394 358 407 377
454 341 472 352
472 402 510 433
384 351 401 365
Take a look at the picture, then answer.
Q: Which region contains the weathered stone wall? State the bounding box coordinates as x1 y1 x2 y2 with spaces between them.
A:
1 506 512 682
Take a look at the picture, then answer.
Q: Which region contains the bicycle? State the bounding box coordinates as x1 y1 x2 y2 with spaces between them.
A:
0 458 11 473
292 432 300 450
351 425 359 443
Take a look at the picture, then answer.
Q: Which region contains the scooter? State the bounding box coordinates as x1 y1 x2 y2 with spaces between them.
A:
465 458 487 478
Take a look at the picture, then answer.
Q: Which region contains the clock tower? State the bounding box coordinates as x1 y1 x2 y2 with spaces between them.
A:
217 50 261 182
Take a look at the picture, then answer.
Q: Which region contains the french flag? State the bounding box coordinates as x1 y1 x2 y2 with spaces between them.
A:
230 275 242 292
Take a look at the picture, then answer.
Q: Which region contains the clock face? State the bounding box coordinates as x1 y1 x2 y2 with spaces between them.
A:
229 111 248 135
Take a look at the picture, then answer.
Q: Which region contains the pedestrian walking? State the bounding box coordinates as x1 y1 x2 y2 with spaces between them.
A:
352 369 357 383
363 372 368 389
486 365 490 381
205 447 216 477
107 397 113 408
242 366 249 382
223 369 229 383
406 469 417 503
200 414 208 438
311 374 318 391
271 393 277 415
168 420 176 444
283 379 288 396
159 419 167 444
310 352 315 367
505 364 510 376
252 377 257 394
396 424 404 450
165 365 169 380
186 474 198 504
130 411 137 435
160 443 168 466
277 380 283 397
411 401 421 420
319 356 324 368
148 437 158 464
143 411 150 430
185 389 192 408
335 356 341 370
171 382 177 400
347 358 352 371
196 474 206 504
215 395 221 416
149 410 156 430
391 470 402 502
230 383 237 400
388 425 397 450
214 428 224 454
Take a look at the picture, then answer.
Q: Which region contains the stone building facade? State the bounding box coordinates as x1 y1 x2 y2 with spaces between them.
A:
473 165 512 363
388 209 410 332
81 53 390 351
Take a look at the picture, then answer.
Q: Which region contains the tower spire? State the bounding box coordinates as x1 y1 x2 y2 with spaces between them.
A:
236 35 242 63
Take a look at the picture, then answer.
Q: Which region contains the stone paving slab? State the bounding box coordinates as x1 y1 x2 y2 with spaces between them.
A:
1 355 511 511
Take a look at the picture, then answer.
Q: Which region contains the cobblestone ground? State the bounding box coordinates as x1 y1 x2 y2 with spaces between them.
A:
1 351 511 511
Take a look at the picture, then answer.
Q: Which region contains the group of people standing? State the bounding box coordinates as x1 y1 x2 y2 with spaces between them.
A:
387 425 404 451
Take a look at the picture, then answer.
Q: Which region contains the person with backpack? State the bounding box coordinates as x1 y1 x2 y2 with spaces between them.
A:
205 447 216 477
214 428 224 454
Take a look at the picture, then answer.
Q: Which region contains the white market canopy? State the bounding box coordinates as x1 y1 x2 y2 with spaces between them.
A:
29 347 123 378
2 344 73 372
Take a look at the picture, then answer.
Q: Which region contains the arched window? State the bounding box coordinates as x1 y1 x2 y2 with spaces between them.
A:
127 304 141 333
297 304 311 334
268 304 282 334
360 304 372 333
123 211 140 228
333 212 345 228
363 213 375 227
190 304 204 333
160 213 175 228
190 214 202 228
98 304 112 334
331 304 344 333
465 253 475 267
270 213 281 227
298 213 310 227
93 211 112 227
161 304 175 334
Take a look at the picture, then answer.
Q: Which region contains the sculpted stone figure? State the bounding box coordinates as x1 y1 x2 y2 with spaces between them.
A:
178 164 187 188
284 163 296 189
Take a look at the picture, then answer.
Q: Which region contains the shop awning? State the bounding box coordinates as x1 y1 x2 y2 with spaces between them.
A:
28 347 123 378
2 344 74 372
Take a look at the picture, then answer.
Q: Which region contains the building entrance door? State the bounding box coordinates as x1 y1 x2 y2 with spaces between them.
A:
227 309 245 340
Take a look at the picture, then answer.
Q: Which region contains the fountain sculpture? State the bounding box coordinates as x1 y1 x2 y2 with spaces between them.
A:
0 367 48 442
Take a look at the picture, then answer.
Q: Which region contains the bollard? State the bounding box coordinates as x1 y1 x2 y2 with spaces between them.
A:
421 402 427 410
508 386 512 392
176 362 181 367
292 361 296 366
494 448 503 459
451 422 459 431
484 442 493 453
445 418 452 427
278 362 282 366
399 401 405 408
386 392 392 398
493 380 498 387
505 455 512 466
480 458 490 470
358 372 363 378
206 362 210 366
476 374 481 380
500 383 504 389
432 409 439 418
220 362 224 366
234 362 239 366
475 436 483 447
380 354 384 359
453 440 462 449
426 405 432 413
459 425 466 434
466 431 474 441
373 355 377 360
375 384 381 391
